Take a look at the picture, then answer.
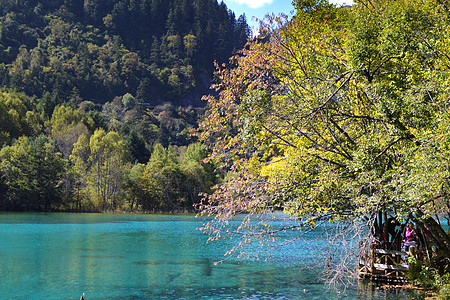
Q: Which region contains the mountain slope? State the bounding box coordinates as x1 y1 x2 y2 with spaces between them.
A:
0 0 250 105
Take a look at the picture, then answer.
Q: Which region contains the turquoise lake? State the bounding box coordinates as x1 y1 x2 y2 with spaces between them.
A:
0 213 423 299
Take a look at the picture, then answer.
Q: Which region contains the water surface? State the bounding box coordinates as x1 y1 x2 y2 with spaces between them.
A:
0 213 422 299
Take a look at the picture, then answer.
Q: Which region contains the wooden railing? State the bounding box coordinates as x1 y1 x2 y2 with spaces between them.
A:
358 244 408 284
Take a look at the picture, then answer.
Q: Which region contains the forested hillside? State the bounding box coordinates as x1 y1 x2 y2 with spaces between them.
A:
0 0 250 212
0 0 249 104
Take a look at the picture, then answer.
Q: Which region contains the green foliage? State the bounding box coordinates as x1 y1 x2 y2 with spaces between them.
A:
71 128 129 210
407 262 439 290
47 104 90 156
125 129 150 163
182 142 217 202
122 93 136 111
0 135 66 211
199 0 450 261
0 91 41 145
0 0 244 212
124 143 217 212
406 262 450 298
0 0 250 104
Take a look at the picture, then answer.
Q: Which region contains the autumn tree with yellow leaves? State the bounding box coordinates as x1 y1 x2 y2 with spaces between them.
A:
198 0 450 284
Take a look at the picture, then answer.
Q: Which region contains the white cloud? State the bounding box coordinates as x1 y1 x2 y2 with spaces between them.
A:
228 0 275 9
330 0 354 5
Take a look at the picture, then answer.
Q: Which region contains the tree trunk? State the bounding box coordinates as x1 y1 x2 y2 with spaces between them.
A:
412 212 450 260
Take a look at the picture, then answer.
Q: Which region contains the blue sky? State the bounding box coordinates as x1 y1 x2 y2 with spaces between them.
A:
222 0 353 33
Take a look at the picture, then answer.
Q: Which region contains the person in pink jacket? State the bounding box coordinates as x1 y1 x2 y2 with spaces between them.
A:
404 222 417 253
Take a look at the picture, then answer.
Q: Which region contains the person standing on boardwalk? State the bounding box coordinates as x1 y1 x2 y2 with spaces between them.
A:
404 223 417 255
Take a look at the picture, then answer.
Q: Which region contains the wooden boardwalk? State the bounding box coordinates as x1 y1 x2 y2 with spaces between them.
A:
358 245 408 284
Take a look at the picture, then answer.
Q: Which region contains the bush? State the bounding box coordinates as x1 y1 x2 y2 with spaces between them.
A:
407 262 438 290
439 284 450 299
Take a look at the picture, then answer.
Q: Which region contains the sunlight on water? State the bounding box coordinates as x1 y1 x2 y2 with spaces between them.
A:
0 213 424 299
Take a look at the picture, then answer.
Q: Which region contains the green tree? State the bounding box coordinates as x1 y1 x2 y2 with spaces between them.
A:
0 135 66 211
135 162 164 211
71 128 129 210
0 91 39 145
181 142 217 205
183 34 197 58
89 129 129 210
199 0 450 265
69 133 92 210
47 104 90 156
138 143 190 211
123 163 147 211
122 93 137 111
102 97 125 131
126 129 150 163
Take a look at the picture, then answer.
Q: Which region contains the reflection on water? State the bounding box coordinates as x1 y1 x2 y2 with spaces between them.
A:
0 213 424 299
201 258 213 277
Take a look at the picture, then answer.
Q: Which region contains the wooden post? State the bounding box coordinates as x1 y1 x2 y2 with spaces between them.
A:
370 243 375 277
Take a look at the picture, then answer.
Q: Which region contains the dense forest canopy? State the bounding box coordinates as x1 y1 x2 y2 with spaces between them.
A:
0 0 250 212
0 0 249 105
